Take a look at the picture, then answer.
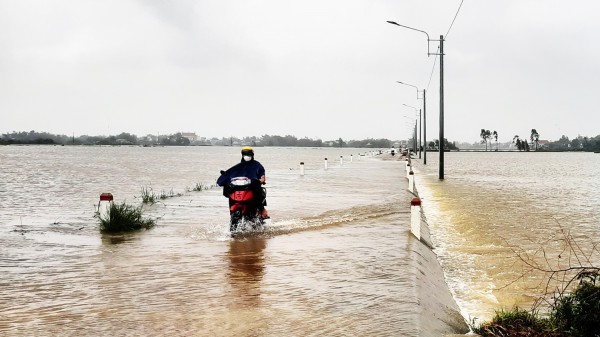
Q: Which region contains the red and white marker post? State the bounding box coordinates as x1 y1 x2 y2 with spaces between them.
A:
98 193 113 219
410 197 421 240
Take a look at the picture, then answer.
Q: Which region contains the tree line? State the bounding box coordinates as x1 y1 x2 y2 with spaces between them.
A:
479 128 600 152
0 131 394 148
480 128 539 151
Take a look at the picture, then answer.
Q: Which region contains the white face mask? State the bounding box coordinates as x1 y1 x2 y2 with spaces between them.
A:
243 155 252 162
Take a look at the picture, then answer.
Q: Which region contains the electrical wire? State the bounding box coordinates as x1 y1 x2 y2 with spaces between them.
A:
446 0 465 39
426 45 440 91
425 0 464 90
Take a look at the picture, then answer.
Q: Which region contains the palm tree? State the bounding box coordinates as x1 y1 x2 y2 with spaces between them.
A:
530 129 540 151
493 130 498 151
480 129 492 151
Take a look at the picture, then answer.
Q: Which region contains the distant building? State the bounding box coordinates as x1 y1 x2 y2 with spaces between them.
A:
537 140 550 148
181 132 198 142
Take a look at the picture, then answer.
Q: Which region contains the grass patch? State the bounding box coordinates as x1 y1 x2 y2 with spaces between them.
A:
143 183 217 202
140 186 184 203
191 182 207 191
97 201 156 233
473 307 559 336
140 186 158 204
159 188 183 199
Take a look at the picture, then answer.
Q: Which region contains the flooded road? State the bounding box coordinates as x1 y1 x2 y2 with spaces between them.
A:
1 146 460 336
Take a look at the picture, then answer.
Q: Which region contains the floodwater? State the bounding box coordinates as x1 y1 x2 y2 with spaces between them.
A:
1 146 466 336
412 151 600 323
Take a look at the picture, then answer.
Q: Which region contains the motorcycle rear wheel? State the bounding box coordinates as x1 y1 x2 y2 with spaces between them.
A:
230 210 242 233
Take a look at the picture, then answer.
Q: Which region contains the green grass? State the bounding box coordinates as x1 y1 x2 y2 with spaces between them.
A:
97 201 156 233
143 183 217 202
473 308 558 336
551 271 600 337
140 186 158 204
191 182 207 191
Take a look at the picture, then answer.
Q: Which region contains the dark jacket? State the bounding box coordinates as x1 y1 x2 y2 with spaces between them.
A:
217 159 267 207
217 159 265 187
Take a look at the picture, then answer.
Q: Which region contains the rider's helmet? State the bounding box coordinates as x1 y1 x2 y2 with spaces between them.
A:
241 146 254 160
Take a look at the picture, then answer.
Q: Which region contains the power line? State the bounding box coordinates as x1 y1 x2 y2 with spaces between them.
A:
446 0 465 39
426 45 440 91
426 0 464 90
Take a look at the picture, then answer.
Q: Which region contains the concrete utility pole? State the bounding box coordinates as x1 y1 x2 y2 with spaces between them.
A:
439 35 445 180
423 89 427 165
388 21 444 179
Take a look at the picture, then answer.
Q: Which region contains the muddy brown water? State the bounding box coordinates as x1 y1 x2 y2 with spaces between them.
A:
2 146 464 336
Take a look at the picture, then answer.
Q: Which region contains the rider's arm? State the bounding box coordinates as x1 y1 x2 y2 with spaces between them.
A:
257 163 266 184
216 170 229 186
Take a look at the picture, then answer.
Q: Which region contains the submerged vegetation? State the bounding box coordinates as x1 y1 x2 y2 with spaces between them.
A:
99 181 216 232
97 202 155 233
140 186 158 204
191 182 209 192
140 182 215 204
139 186 180 204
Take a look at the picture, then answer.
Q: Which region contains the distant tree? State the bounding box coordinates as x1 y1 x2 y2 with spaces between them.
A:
480 129 492 151
493 130 498 151
115 132 138 145
557 135 570 149
444 139 459 150
531 129 540 151
513 135 523 151
571 136 582 150
337 138 345 147
582 135 600 152
347 138 391 148
161 133 190 146
427 139 457 151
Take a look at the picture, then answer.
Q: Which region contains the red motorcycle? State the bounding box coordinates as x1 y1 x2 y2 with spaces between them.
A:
224 176 267 234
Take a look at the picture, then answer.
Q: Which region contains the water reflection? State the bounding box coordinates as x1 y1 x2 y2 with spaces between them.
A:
226 237 267 307
100 233 140 245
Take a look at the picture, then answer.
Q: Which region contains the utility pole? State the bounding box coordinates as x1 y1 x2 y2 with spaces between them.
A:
423 89 427 165
439 35 445 180
419 109 422 159
388 21 444 179
414 120 418 154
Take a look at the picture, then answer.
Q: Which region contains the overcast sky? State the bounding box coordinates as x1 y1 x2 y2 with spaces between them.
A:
2 0 599 143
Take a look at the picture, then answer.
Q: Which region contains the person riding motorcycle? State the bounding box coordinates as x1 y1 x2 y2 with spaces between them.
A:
217 146 268 218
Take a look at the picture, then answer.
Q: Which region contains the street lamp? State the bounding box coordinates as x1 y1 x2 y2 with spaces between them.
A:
403 104 420 159
398 81 426 165
388 20 445 180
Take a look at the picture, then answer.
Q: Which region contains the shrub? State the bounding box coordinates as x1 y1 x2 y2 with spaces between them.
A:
192 182 207 191
140 186 158 204
473 271 600 337
97 202 156 233
551 271 600 337
473 307 558 336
